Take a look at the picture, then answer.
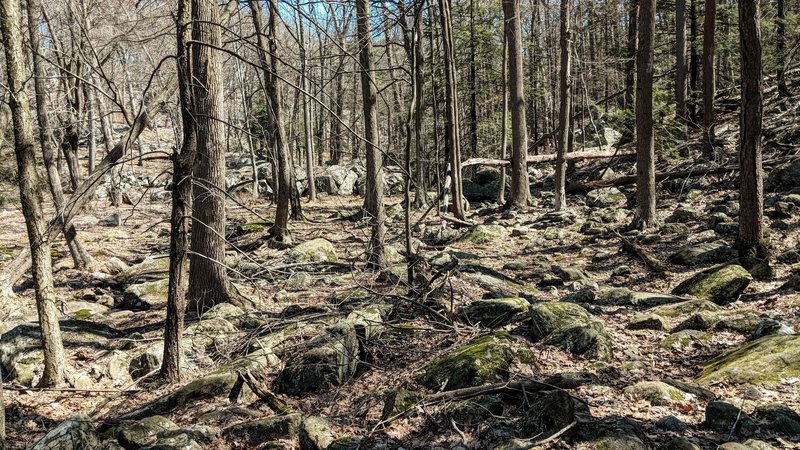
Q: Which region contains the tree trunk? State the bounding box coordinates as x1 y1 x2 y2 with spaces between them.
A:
737 0 766 257
631 0 658 230
438 0 466 220
676 0 688 132
187 0 234 314
776 0 789 98
499 31 509 205
412 2 428 208
356 0 387 269
702 0 716 158
504 0 530 210
1 0 68 387
689 0 699 123
161 0 196 382
299 4 316 202
554 0 571 211
469 0 478 158
27 0 92 272
623 0 638 143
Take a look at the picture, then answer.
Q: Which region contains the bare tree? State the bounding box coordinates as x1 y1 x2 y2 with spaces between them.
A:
554 0 571 211
1 0 68 387
187 0 236 313
298 3 316 202
676 0 688 132
737 0 766 257
356 0 387 268
631 0 658 230
702 0 716 157
504 0 530 209
776 0 789 98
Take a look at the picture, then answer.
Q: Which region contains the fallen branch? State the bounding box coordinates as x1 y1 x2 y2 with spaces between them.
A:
618 234 670 277
234 369 294 415
424 372 594 405
462 148 636 169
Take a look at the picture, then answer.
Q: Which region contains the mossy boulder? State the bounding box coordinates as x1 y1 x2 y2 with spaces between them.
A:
672 264 752 304
627 314 666 331
118 415 178 449
670 241 738 266
459 224 507 244
289 238 338 263
698 335 800 387
30 415 98 450
529 302 612 361
140 433 203 450
299 416 335 450
586 187 626 207
460 297 530 327
442 395 504 424
650 299 721 318
673 311 721 332
661 330 711 350
118 255 170 283
221 413 302 445
417 333 515 391
624 381 690 406
717 441 778 450
599 288 685 307
122 278 169 310
570 416 650 450
521 390 585 438
275 323 359 395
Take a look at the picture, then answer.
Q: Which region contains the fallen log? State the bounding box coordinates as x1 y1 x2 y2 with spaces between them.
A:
618 234 670 277
566 156 800 193
462 148 636 168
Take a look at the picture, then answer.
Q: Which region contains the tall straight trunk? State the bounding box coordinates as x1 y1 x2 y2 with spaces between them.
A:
632 0 658 229
623 0 638 142
2 0 68 387
676 0 688 131
469 0 478 158
412 2 428 208
0 375 4 449
27 0 92 271
689 0 699 124
162 0 196 381
438 0 466 220
776 0 788 98
737 0 765 257
702 0 716 157
298 4 316 201
187 0 234 314
499 32 509 205
356 0 387 268
98 92 114 154
85 82 97 173
504 0 529 209
554 0 571 211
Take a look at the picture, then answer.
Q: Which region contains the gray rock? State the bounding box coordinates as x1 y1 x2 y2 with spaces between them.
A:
656 416 689 432
520 390 584 438
99 213 121 227
660 437 701 450
118 415 178 450
705 401 757 435
586 187 626 207
140 433 202 450
460 297 530 328
30 415 98 450
338 171 358 195
129 352 160 380
416 333 515 391
753 403 800 435
571 416 649 450
672 264 753 304
666 206 701 223
289 238 338 263
670 241 738 266
315 174 338 194
122 278 169 310
673 311 720 332
628 314 666 331
300 416 335 450
750 319 795 341
624 381 690 405
221 413 302 445
661 330 710 350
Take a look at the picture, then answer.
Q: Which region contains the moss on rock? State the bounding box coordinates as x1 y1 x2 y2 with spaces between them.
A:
417 333 515 391
624 381 690 406
698 335 800 386
459 224 507 244
460 297 530 327
289 238 338 263
672 264 752 304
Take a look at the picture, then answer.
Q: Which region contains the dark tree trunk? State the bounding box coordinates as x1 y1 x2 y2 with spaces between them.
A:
702 0 716 158
504 0 530 209
469 0 478 158
776 0 789 98
676 0 688 132
162 0 196 382
737 0 766 257
554 0 571 211
356 0 387 268
623 0 638 142
632 0 658 230
1 0 68 387
187 0 235 314
689 0 699 123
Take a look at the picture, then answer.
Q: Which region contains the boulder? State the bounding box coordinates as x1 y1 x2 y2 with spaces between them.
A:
753 404 800 436
463 179 499 202
520 390 585 438
140 433 203 450
649 299 721 318
460 297 530 328
118 415 179 450
698 335 800 386
289 238 338 263
586 187 626 207
441 395 504 424
717 441 778 450
599 288 685 307
666 207 701 223
750 318 795 340
275 322 359 395
221 413 302 445
570 416 650 450
122 278 169 310
766 159 800 191
661 437 701 450
315 174 338 194
672 264 752 304
661 330 710 350
299 416 335 450
669 241 738 266
338 171 358 195
458 224 507 244
30 415 98 450
624 381 690 406
673 311 720 332
416 333 515 391
705 401 757 435
627 314 667 331
529 303 612 361
656 416 689 432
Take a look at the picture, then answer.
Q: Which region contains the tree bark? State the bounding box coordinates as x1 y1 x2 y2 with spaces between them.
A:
737 0 766 257
27 0 92 272
554 0 571 211
162 0 196 382
631 0 658 230
702 0 716 157
438 0 466 220
356 0 387 269
776 0 789 98
499 31 509 205
187 0 234 314
504 0 531 209
689 0 699 123
412 3 428 208
1 0 68 387
676 0 688 132
298 4 316 202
